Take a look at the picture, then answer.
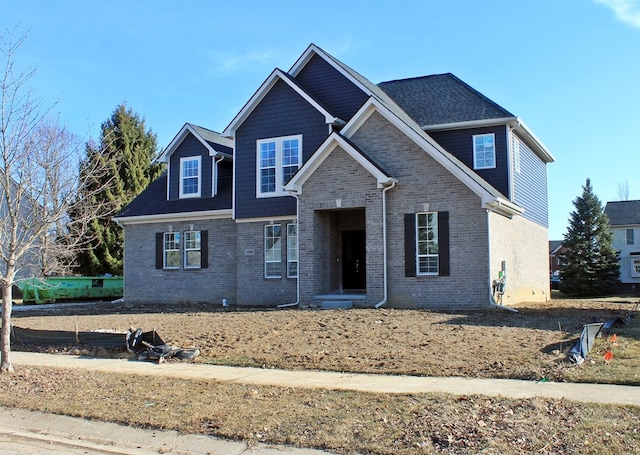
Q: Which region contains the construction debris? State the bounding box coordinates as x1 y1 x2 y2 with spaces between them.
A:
126 328 200 363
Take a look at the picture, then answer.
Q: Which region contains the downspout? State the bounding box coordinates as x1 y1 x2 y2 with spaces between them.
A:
278 191 300 308
486 209 518 312
213 154 224 196
375 180 396 308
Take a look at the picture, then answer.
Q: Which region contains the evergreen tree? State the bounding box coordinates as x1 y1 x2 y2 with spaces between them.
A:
560 178 620 296
75 104 163 276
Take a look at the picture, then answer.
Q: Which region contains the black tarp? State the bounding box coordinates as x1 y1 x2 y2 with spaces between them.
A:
11 326 163 348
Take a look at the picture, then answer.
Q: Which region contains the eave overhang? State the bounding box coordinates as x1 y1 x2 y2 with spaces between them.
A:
114 209 233 226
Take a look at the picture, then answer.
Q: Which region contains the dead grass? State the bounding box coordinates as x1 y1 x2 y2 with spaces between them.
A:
3 294 640 454
0 366 638 454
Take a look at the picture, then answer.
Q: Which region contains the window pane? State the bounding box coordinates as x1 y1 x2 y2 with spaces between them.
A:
474 134 495 169
287 223 298 278
626 229 635 245
186 251 201 268
166 251 180 268
416 212 439 275
182 159 200 195
265 225 282 278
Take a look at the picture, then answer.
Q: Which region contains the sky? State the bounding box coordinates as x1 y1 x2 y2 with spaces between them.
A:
1 0 639 240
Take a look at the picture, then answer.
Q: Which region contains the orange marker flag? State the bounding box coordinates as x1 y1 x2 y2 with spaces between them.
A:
609 334 617 343
604 351 613 362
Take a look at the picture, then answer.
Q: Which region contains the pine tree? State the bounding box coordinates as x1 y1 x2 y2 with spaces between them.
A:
75 104 163 276
560 178 620 296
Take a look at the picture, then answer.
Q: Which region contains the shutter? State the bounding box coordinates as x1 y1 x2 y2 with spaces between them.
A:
201 230 208 269
155 233 163 269
438 211 450 276
404 214 416 277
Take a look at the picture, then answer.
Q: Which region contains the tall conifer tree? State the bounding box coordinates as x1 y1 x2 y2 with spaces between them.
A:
560 179 620 296
75 104 163 276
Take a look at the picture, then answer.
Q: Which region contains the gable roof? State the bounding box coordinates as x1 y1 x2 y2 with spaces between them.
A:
549 240 564 254
159 123 232 163
222 68 345 137
285 132 396 194
605 200 640 226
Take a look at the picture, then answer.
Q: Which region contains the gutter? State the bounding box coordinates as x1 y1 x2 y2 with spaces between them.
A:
375 180 397 308
213 154 225 196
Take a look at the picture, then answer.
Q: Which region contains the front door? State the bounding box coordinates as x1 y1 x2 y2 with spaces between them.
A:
342 230 366 291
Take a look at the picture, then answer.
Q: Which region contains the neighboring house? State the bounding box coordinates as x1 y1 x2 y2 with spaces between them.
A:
549 240 566 275
605 200 640 292
115 44 554 309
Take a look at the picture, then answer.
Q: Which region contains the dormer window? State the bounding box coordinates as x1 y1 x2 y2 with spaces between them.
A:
180 156 201 198
473 133 495 170
257 135 301 197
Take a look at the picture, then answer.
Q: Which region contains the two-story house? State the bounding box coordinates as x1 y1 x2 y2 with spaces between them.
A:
605 200 640 292
115 44 554 309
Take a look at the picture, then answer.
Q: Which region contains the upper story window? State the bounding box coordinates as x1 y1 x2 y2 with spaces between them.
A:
180 156 201 198
257 135 301 197
626 228 635 245
614 228 636 247
473 133 496 170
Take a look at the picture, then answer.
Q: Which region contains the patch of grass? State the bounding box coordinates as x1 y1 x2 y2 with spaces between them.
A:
0 366 638 454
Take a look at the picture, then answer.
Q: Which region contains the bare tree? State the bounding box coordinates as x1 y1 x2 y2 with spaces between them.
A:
0 30 114 372
617 180 630 201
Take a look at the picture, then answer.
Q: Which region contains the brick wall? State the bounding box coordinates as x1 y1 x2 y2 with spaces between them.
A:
123 218 237 306
488 212 550 304
235 220 298 306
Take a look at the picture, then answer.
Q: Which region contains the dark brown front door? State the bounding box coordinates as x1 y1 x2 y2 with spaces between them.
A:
342 230 366 290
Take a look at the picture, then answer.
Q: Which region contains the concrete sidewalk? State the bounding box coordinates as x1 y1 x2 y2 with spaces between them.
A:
11 351 640 406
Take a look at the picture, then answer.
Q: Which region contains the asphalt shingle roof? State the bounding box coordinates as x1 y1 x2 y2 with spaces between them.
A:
117 173 232 219
377 73 514 127
604 200 640 226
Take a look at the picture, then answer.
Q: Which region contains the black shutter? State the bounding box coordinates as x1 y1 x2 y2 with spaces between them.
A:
155 233 163 269
438 211 450 276
201 230 208 269
404 214 416 277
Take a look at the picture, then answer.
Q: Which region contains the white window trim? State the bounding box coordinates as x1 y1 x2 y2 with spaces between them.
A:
632 258 640 277
473 133 496 170
163 232 181 270
256 135 302 198
179 156 202 198
264 224 282 278
287 223 298 278
416 212 439 276
184 230 201 269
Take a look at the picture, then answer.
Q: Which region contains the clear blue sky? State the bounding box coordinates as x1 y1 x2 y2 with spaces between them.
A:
2 0 639 240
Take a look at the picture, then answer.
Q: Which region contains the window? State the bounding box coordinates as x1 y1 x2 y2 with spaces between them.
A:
184 231 201 269
626 228 635 245
632 258 640 277
287 223 298 278
473 133 496 170
416 212 439 275
163 232 181 269
257 135 301 197
265 224 282 278
180 156 201 198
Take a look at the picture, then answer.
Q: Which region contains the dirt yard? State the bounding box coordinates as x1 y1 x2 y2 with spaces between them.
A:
11 294 640 384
